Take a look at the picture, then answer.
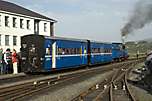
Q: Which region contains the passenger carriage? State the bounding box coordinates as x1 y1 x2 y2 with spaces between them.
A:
54 37 88 70
21 34 88 72
89 41 112 65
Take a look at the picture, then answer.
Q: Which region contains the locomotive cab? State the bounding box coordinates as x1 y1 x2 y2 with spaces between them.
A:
21 35 45 73
122 44 129 59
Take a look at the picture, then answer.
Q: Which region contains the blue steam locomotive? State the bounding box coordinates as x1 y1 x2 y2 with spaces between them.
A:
21 34 128 73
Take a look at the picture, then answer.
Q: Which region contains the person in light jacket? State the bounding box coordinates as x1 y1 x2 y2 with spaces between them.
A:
12 49 18 74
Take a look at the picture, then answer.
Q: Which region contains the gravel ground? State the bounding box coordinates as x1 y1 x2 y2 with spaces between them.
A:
128 62 152 101
26 71 113 101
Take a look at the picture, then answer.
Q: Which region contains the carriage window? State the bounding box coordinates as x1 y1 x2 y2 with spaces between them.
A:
46 48 51 55
57 48 66 55
92 48 100 53
57 48 63 55
100 48 104 53
105 49 108 53
57 48 81 55
84 48 87 54
104 49 112 53
104 49 106 53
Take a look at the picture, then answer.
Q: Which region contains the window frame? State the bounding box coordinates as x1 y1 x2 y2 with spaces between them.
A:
5 16 9 27
5 35 9 46
44 23 47 32
20 19 24 29
13 17 17 28
57 47 81 55
27 20 30 29
13 36 17 46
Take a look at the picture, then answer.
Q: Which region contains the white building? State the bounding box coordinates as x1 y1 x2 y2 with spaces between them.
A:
0 0 56 52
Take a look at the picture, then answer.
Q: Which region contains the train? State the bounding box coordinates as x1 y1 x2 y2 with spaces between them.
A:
20 34 128 73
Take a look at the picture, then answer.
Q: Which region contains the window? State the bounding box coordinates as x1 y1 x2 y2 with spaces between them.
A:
104 49 112 55
20 19 23 28
5 35 9 46
100 48 104 53
5 16 9 27
27 20 30 29
57 48 81 55
13 36 17 46
0 34 1 46
44 23 47 32
13 17 17 28
92 48 100 53
46 48 52 55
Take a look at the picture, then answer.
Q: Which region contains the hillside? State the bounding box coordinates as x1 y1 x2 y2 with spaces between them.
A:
125 40 152 56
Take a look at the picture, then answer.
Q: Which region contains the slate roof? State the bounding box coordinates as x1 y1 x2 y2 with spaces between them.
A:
0 0 57 22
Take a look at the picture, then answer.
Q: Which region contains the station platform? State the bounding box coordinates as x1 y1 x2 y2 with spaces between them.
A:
0 73 25 80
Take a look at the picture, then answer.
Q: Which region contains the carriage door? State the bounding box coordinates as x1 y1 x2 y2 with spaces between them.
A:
87 40 91 65
52 41 56 69
82 44 87 65
44 40 52 71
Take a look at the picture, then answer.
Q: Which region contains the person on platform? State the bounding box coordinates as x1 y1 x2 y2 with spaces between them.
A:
4 48 12 74
12 49 18 74
0 48 4 74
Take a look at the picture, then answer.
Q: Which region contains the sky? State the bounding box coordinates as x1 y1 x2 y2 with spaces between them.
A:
6 0 152 42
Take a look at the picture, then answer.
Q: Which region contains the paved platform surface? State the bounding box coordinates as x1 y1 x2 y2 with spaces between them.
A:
0 73 25 80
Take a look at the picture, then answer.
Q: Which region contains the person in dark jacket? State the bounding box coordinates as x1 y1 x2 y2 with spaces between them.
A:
0 48 4 74
4 48 12 74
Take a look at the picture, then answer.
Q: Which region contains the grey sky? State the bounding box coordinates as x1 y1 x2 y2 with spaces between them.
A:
6 0 152 42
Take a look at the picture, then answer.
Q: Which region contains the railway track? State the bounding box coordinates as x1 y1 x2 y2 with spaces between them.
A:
72 59 143 101
0 59 143 101
110 70 136 101
0 63 122 101
109 68 135 101
0 57 144 85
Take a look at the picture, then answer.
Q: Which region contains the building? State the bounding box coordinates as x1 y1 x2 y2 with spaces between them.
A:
0 0 57 52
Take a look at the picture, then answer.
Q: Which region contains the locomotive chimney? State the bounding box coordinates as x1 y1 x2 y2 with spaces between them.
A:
121 33 126 45
121 36 125 44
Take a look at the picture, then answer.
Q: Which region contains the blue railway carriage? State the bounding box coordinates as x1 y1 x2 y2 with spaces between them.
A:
21 34 88 73
55 37 88 70
89 41 112 65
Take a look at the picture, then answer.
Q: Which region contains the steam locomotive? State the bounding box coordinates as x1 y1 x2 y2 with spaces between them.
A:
21 34 128 73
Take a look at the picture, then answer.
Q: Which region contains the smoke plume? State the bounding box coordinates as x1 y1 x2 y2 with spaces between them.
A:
121 0 152 36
